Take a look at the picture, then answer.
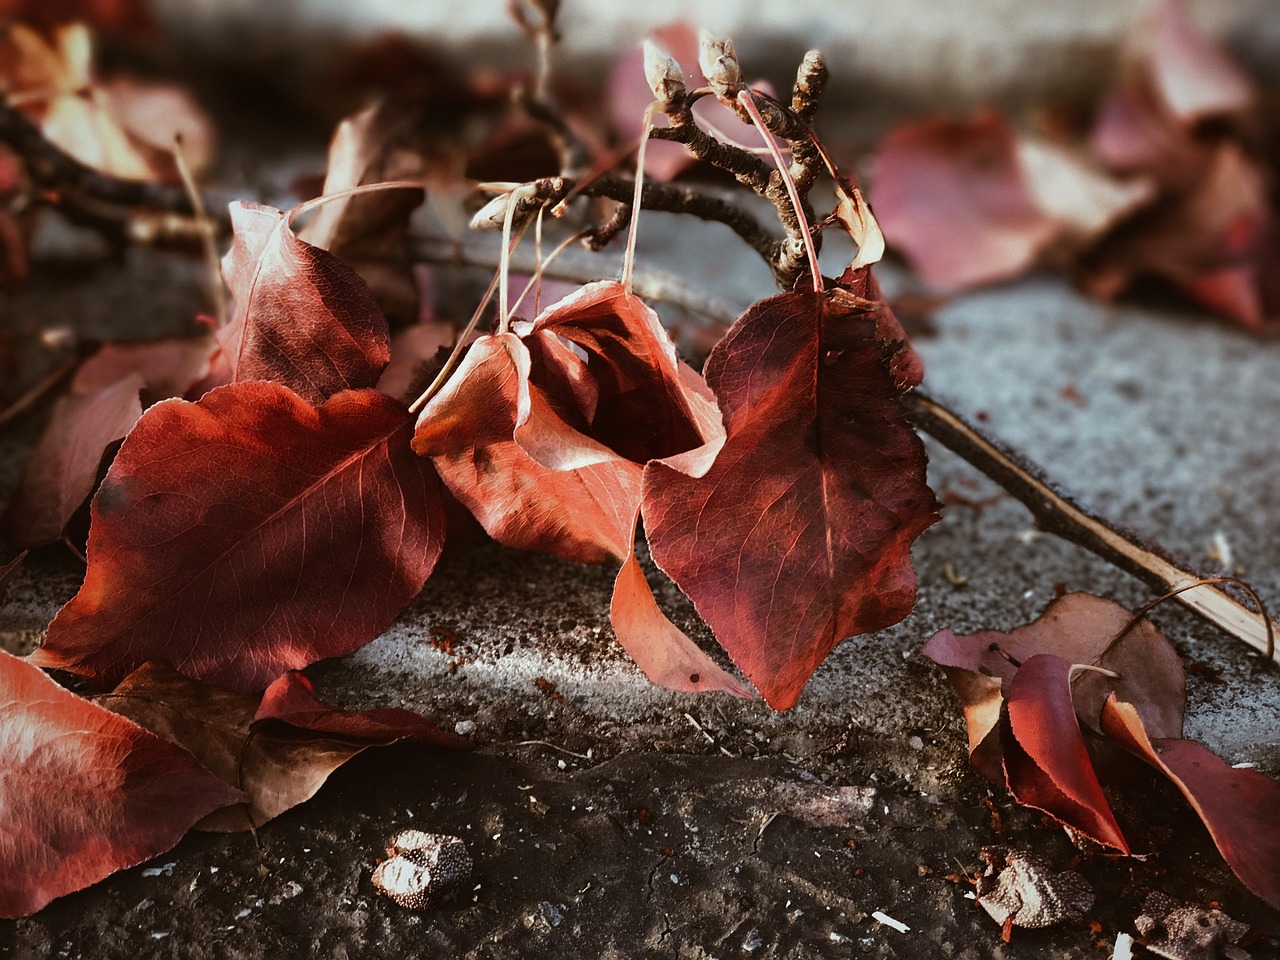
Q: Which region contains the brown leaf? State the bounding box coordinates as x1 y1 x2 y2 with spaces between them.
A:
923 592 1187 751
33 382 444 692
218 201 391 405
100 663 462 833
0 651 243 918
1101 696 1280 909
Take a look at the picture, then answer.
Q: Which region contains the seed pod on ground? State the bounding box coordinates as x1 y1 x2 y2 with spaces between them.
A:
372 830 472 910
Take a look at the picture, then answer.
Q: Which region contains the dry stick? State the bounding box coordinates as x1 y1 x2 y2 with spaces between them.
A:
1099 576 1274 664
0 351 82 429
902 389 1280 665
170 135 225 329
736 89 822 293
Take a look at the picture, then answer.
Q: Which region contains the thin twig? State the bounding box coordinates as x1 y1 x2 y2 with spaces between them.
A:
0 350 82 429
903 388 1280 665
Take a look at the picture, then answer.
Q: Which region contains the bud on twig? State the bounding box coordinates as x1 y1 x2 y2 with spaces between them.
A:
793 50 828 120
643 40 686 107
470 192 517 231
698 31 743 99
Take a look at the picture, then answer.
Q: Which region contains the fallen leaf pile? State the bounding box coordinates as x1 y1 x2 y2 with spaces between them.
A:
0 7 1275 936
924 592 1280 911
0 11 942 916
871 0 1279 333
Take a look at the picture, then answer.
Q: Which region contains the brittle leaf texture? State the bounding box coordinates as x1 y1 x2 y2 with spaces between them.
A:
99 663 464 833
644 286 939 709
0 651 244 918
219 201 391 404
33 382 444 692
1101 696 1280 909
412 332 640 564
609 509 753 699
923 592 1187 762
1001 654 1129 852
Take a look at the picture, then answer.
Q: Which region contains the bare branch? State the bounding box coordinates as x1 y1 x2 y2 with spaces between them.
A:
903 388 1279 665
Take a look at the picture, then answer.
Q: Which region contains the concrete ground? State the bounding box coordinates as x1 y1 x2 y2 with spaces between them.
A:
2 7 1279 950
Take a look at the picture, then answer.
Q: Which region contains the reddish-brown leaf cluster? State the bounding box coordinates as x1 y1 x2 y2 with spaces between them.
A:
924 593 1280 909
871 0 1279 333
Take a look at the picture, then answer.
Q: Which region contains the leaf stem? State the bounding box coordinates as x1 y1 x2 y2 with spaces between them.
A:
622 102 659 296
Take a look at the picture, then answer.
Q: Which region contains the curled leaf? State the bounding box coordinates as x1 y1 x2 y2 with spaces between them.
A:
1001 655 1128 852
1101 696 1280 909
412 333 640 564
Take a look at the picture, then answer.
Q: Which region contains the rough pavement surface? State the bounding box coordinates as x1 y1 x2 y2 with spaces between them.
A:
1 149 1278 959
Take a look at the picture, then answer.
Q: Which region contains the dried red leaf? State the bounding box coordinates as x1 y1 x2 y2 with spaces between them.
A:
1001 654 1128 852
519 281 715 465
219 201 391 404
33 382 443 692
71 334 216 403
1101 696 1280 909
1146 0 1254 122
4 334 218 548
923 592 1187 761
644 287 938 709
99 663 462 833
1086 144 1274 332
0 651 243 918
412 332 640 564
871 109 1059 291
255 670 463 747
4 373 143 548
609 510 751 698
835 266 924 389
